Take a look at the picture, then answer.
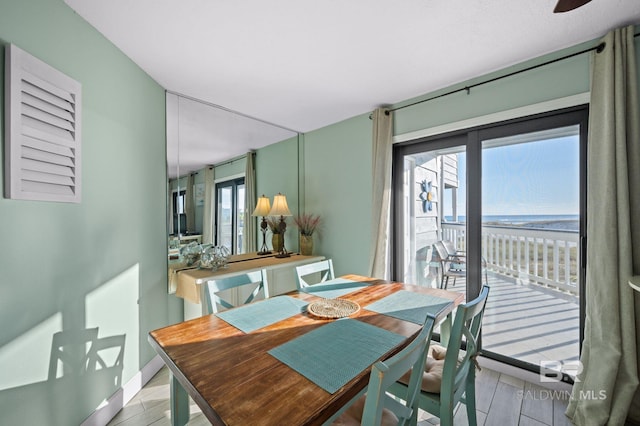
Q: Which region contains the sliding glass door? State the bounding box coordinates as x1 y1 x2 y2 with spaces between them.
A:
216 177 245 254
393 106 587 382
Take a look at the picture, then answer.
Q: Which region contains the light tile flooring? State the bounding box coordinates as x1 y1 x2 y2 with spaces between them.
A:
107 365 574 426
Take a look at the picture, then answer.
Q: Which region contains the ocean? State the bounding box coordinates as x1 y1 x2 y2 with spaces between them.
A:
445 214 580 231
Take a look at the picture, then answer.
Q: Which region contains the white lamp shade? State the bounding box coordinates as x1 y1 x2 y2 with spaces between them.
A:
252 195 271 217
269 193 292 217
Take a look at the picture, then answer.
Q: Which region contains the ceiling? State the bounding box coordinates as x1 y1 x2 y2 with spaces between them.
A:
64 0 640 175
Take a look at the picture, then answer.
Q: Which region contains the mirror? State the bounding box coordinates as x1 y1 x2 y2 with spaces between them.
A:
166 92 298 275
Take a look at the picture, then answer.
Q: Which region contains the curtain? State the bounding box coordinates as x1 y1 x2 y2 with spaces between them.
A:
245 151 257 253
566 25 640 425
185 173 195 233
202 167 215 244
369 108 393 279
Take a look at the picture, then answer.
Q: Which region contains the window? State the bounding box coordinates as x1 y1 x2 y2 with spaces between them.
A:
216 177 245 254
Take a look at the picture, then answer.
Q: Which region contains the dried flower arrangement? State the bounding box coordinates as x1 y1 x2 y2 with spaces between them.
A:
294 213 322 236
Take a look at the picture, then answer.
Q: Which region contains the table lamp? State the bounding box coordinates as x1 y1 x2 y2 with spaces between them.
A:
269 193 292 258
252 195 272 255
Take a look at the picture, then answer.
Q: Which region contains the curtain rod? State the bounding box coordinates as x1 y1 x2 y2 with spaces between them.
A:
388 31 639 114
212 153 249 168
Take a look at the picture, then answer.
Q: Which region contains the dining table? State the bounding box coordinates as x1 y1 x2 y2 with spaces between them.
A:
148 274 464 426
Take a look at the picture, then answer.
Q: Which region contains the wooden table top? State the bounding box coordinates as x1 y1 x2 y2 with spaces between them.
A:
148 275 464 426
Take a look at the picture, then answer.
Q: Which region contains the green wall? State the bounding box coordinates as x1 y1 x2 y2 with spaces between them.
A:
302 115 373 276
0 0 180 424
256 136 300 252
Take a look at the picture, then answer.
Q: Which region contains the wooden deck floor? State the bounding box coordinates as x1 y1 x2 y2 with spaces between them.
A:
446 271 580 369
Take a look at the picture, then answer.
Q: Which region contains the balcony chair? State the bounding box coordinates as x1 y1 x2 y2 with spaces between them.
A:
204 269 269 314
433 241 488 290
295 259 335 290
388 285 490 426
329 315 437 426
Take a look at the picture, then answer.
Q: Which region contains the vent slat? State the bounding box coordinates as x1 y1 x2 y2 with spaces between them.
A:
21 135 75 158
21 180 75 196
21 91 75 122
22 116 75 147
22 158 75 178
22 104 75 132
21 73 75 107
22 169 75 186
22 146 75 168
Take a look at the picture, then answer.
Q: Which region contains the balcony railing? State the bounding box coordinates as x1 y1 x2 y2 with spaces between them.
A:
442 222 580 295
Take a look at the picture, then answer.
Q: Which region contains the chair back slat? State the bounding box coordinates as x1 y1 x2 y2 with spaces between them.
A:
443 285 490 397
361 315 437 426
205 270 269 314
295 259 335 289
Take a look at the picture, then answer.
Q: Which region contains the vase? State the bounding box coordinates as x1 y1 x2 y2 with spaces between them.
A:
272 234 284 252
300 234 313 256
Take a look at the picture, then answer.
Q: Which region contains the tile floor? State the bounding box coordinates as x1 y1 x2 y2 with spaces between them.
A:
107 364 574 426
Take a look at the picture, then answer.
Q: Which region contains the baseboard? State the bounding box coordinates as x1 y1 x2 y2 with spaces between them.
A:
81 355 165 426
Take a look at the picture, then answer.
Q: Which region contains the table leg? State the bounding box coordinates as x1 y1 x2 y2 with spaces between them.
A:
170 372 190 426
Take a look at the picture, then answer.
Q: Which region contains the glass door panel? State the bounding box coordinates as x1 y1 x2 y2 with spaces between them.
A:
480 125 581 374
217 186 233 251
216 177 245 254
236 184 245 254
396 143 468 293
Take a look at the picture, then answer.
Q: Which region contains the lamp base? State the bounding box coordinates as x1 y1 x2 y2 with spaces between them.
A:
257 250 272 256
275 249 291 258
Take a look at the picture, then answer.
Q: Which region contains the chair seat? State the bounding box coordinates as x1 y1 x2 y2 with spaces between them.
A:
332 395 399 426
399 344 447 393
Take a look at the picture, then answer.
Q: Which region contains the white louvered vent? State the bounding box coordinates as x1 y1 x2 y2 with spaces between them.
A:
4 44 82 203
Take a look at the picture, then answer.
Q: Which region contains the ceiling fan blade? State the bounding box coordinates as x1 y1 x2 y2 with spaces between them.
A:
554 0 593 13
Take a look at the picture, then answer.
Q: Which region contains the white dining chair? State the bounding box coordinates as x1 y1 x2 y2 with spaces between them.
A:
204 269 269 314
295 259 335 290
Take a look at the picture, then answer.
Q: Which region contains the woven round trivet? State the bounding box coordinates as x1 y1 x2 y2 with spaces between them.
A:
307 298 360 319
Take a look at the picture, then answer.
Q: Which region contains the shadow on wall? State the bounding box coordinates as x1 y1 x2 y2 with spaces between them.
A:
0 328 126 424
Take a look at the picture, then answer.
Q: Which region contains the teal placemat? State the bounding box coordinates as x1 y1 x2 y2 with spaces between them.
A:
365 290 453 324
268 319 404 394
216 296 308 333
302 278 369 299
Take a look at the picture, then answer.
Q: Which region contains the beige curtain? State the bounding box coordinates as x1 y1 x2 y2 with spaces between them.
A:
245 151 257 253
202 167 215 244
185 173 195 233
566 25 640 425
369 108 393 279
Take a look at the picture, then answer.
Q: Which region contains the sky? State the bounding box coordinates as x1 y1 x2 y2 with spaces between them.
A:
444 134 580 217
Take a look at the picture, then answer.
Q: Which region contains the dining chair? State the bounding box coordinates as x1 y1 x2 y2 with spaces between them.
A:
204 269 269 314
295 259 335 289
330 315 437 426
433 241 488 289
389 285 490 426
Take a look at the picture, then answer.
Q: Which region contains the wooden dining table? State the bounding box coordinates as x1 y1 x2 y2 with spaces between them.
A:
148 274 464 426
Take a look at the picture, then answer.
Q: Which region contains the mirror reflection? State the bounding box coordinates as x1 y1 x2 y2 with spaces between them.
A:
166 92 297 264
